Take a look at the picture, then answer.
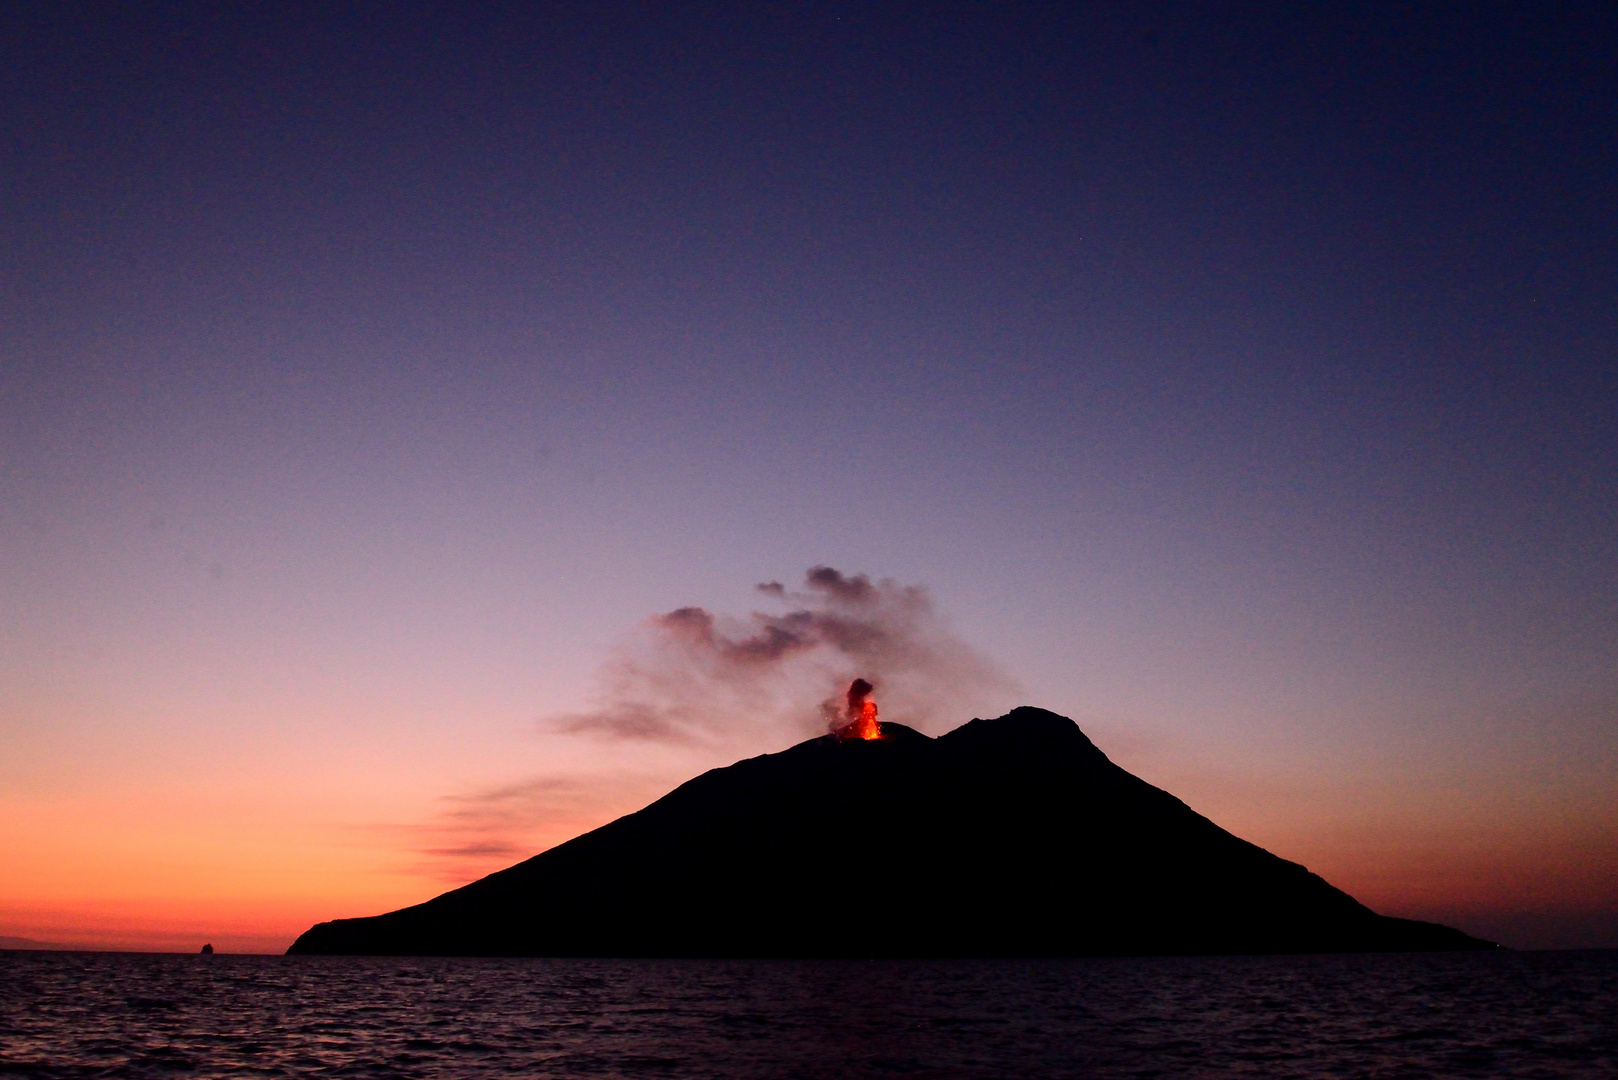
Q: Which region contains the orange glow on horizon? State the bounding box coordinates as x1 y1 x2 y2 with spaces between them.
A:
4 708 1614 952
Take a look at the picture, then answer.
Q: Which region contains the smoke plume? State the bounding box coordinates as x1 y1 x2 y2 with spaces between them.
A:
553 566 1015 746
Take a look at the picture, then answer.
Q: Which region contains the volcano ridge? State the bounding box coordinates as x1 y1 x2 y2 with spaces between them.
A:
289 708 1495 956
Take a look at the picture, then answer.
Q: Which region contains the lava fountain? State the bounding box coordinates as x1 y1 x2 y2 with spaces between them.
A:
836 678 881 741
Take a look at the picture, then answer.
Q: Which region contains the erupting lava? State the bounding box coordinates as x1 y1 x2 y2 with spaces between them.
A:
836 678 881 741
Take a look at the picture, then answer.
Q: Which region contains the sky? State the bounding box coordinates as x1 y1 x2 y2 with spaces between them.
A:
2 2 1614 952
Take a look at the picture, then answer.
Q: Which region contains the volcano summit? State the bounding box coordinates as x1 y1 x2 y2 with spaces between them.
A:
289 708 1494 956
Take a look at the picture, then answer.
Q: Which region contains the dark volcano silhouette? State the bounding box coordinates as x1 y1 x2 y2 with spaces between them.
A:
289 708 1495 956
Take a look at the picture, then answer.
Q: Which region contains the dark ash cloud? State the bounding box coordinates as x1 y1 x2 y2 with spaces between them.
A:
552 566 1016 745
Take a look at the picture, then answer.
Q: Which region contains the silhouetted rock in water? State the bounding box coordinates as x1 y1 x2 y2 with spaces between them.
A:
200 943 213 954
0 936 64 950
289 708 1497 957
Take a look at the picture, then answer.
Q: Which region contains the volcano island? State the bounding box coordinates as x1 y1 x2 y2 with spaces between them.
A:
289 707 1495 956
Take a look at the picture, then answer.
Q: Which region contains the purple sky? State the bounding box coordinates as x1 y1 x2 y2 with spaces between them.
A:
2 3 1614 951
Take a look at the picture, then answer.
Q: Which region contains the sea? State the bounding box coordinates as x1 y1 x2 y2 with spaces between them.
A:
2 949 1614 1078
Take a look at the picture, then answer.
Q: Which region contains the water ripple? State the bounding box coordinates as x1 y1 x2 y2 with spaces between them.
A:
1 951 1614 1078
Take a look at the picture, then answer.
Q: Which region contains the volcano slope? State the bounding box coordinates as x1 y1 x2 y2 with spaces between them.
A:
289 708 1495 956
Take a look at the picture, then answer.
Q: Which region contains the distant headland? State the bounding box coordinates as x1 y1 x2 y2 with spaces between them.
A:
289 707 1496 957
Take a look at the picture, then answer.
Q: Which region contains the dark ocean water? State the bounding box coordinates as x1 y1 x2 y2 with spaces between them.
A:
2 950 1614 1079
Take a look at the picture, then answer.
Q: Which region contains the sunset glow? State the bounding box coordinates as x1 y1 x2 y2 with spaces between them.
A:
3 5 1614 954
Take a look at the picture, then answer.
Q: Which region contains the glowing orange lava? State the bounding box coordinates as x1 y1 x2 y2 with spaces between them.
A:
846 699 880 740
837 678 881 740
